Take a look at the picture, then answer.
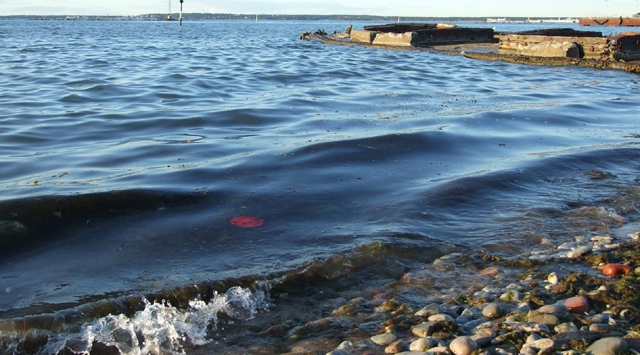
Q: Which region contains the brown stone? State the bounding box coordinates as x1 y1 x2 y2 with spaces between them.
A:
385 339 409 353
565 295 591 313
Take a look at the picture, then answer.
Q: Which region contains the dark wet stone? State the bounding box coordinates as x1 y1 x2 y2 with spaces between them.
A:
89 341 120 355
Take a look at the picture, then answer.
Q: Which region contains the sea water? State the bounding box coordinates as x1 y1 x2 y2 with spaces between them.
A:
0 19 639 354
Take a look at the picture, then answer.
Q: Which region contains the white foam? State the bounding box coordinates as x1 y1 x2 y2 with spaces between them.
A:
37 285 271 355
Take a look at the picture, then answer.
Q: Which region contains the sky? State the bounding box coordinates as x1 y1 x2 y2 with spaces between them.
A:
2 0 640 18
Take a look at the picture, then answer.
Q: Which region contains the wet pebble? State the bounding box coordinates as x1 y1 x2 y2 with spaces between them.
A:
481 302 502 319
371 332 398 346
411 322 439 337
336 341 354 351
415 303 441 317
566 245 591 258
428 313 454 323
326 350 350 355
385 339 409 353
499 289 523 302
528 337 555 351
470 328 495 348
555 322 578 333
590 313 611 324
426 346 449 354
565 295 590 313
538 303 568 318
527 311 559 326
410 337 437 351
586 337 628 355
589 323 615 334
449 336 477 355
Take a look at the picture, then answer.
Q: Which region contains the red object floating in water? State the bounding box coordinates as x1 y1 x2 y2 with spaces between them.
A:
230 215 264 228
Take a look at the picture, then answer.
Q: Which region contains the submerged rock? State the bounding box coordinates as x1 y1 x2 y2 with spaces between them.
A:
0 220 27 245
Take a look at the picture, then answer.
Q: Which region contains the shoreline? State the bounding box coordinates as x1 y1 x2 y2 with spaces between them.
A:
6 227 640 354
270 228 640 355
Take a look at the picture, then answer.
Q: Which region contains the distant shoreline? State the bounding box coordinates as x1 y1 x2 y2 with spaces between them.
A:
0 14 575 22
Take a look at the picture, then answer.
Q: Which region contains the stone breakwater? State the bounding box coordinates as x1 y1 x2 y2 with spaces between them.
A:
279 229 640 355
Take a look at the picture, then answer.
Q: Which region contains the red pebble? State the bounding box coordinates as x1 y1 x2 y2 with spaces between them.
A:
565 295 591 313
230 215 264 228
602 263 631 277
479 266 500 277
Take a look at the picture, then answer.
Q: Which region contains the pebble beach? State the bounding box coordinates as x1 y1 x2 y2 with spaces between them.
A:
239 229 640 355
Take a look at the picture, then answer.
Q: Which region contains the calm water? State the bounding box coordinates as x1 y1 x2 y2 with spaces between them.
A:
0 19 639 354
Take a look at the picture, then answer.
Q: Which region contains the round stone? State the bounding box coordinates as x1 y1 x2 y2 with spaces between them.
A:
555 322 579 333
482 303 502 319
538 303 568 318
449 336 478 355
371 332 398 346
529 338 555 351
586 337 628 355
410 337 435 351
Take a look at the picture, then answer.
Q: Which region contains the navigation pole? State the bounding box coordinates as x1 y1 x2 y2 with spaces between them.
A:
180 0 184 26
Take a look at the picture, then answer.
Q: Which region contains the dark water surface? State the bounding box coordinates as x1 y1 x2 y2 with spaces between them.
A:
1 19 639 353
